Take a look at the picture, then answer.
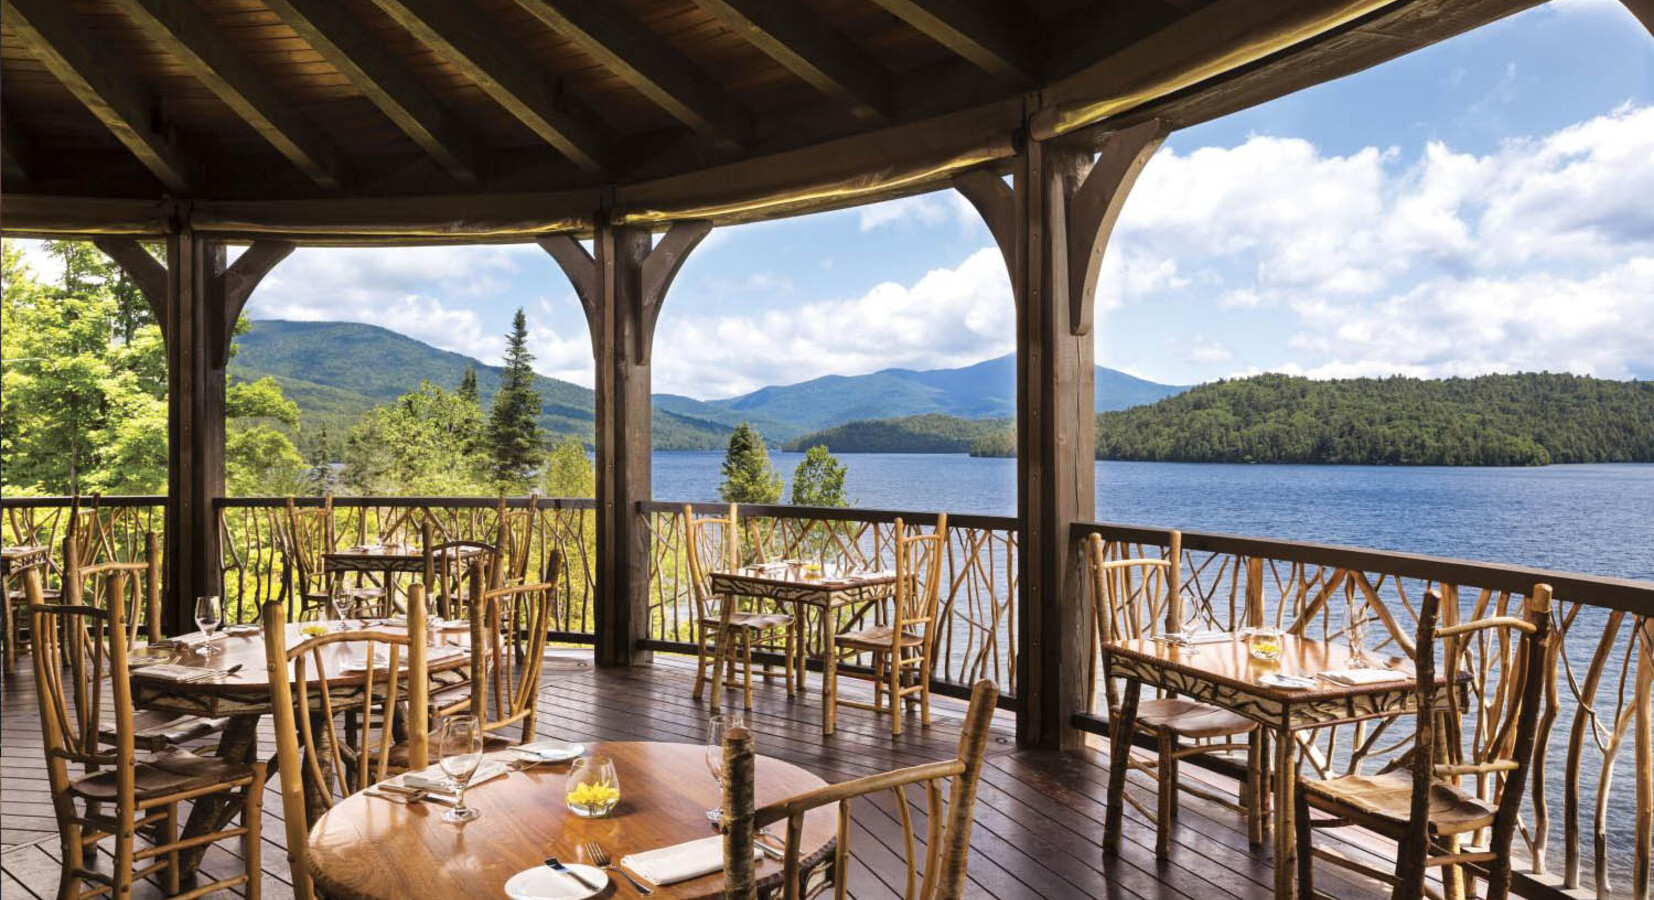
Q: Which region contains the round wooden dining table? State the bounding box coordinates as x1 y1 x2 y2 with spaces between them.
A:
305 742 837 900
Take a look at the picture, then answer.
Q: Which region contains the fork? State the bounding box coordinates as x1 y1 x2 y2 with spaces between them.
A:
583 841 652 895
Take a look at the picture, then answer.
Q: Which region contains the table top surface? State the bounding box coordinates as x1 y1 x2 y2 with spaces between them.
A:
305 741 835 900
1103 634 1423 703
711 566 896 591
1 545 49 571
131 623 473 697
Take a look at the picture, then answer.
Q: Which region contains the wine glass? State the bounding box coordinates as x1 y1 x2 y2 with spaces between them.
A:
438 716 483 824
704 712 745 822
1346 599 1371 668
329 581 353 629
194 596 222 655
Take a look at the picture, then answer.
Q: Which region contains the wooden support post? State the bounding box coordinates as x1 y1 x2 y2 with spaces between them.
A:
541 220 710 666
99 232 292 633
955 118 1165 749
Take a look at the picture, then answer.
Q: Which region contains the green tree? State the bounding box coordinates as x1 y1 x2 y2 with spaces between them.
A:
790 445 849 507
342 381 489 495
302 424 340 496
719 423 783 503
485 309 544 493
543 437 595 498
458 365 479 405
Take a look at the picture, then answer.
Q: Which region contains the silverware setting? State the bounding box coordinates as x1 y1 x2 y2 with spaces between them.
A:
543 857 602 894
583 841 652 895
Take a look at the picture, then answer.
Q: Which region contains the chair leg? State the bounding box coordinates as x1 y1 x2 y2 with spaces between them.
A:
919 653 933 726
1439 834 1466 900
783 626 796 699
889 652 903 737
1294 785 1313 900
57 822 83 900
742 631 754 711
245 768 266 900
1155 732 1175 861
113 828 134 900
693 631 710 701
1246 730 1266 849
162 802 182 895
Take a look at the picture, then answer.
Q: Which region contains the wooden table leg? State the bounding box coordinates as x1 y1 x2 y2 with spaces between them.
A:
821 604 838 736
708 596 734 709
1273 727 1300 900
1103 678 1139 857
177 713 263 875
794 604 809 695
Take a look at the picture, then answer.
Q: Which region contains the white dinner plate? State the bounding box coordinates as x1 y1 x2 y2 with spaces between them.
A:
513 740 585 763
503 863 608 900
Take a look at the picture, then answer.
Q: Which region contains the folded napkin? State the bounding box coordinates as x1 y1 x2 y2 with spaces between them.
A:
1321 667 1409 686
340 650 391 672
398 759 509 794
1259 673 1317 690
622 836 760 886
846 569 895 582
139 664 221 683
1170 630 1236 645
153 632 211 649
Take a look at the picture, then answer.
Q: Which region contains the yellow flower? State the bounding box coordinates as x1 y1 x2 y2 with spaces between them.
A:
567 783 619 807
300 623 329 637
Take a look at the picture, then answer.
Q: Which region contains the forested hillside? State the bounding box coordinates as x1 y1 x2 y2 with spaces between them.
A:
970 373 1654 466
782 414 1006 453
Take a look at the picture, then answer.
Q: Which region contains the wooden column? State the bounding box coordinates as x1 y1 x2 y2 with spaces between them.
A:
542 220 710 666
98 232 292 633
956 119 1165 749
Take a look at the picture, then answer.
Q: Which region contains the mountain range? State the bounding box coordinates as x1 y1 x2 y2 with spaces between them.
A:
231 320 1189 450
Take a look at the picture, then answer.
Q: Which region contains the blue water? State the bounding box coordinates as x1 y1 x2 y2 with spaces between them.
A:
655 453 1654 582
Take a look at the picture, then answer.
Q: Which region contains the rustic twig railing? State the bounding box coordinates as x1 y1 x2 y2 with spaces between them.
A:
1072 521 1654 900
2 494 167 580
639 501 1020 702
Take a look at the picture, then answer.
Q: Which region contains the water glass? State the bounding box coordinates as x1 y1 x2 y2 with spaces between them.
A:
565 756 620 818
1346 601 1372 668
438 716 483 823
193 596 222 655
1247 627 1283 662
704 712 745 822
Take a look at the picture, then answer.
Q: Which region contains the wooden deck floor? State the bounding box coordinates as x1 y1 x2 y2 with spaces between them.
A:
2 652 1398 900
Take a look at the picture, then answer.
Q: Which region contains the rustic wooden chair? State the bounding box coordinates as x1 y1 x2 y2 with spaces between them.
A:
26 566 265 900
685 504 795 710
831 515 948 737
463 575 559 744
284 496 387 620
723 678 999 900
419 517 504 622
66 532 231 753
1294 585 1554 900
5 503 102 667
263 588 431 900
496 496 540 585
1086 531 1266 859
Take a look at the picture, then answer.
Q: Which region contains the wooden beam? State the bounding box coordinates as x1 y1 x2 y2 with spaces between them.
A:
92 238 169 339
1063 119 1166 335
693 0 892 121
536 233 600 358
214 241 294 367
1 107 36 186
108 0 345 190
864 0 1036 84
509 0 753 147
261 0 482 185
638 220 712 362
1620 0 1654 36
951 169 1016 293
1 0 191 193
367 0 609 174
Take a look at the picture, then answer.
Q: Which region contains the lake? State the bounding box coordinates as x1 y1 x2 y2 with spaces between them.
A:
656 453 1654 582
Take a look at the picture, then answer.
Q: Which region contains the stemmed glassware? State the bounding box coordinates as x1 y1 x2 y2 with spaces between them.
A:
329 581 354 629
193 596 222 655
704 712 745 822
438 716 484 824
1346 598 1372 668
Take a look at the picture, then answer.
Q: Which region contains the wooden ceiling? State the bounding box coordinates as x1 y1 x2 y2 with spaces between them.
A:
0 0 1542 242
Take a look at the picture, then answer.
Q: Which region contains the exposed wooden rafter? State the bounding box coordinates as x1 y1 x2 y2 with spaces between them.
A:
865 0 1037 84
509 0 752 147
2 0 192 193
1 106 35 186
261 0 482 185
693 0 892 122
108 0 345 190
367 0 610 175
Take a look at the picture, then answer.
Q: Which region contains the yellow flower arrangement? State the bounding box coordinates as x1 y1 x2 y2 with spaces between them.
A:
300 623 329 637
566 782 620 817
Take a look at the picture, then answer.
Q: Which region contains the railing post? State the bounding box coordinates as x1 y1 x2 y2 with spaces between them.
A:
541 219 711 666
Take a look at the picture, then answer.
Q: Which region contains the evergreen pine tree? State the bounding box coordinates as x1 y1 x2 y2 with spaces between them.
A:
485 309 544 492
718 423 783 503
458 365 479 405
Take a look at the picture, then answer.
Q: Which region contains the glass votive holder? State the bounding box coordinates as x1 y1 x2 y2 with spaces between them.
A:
1247 628 1284 662
565 755 620 818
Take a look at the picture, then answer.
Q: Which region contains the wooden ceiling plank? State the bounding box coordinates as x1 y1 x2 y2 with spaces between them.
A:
693 0 892 122
1 0 192 192
108 0 345 190
261 0 482 185
509 0 752 147
1 105 36 185
864 0 1036 84
366 0 609 174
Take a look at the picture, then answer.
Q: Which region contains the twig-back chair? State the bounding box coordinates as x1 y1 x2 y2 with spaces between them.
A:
262 588 431 900
723 678 999 900
1294 585 1555 900
685 504 794 710
831 515 947 736
283 496 387 620
1086 531 1265 859
465 572 559 744
27 566 265 900
420 516 503 622
5 501 103 667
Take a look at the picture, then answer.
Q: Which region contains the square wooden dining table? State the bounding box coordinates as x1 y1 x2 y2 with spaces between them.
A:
1100 634 1431 900
707 567 898 735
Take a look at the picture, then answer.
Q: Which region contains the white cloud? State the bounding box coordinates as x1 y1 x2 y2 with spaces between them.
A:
1184 337 1234 365
655 247 1013 397
857 191 979 235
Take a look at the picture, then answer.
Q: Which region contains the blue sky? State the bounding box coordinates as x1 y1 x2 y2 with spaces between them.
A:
21 0 1654 398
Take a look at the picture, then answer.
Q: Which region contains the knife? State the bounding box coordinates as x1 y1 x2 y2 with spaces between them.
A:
544 857 603 893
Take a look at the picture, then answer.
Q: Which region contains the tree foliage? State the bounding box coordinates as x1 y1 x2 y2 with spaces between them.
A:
969 372 1654 466
485 308 545 492
719 422 783 503
341 380 489 496
784 413 1004 454
543 437 595 498
790 445 849 507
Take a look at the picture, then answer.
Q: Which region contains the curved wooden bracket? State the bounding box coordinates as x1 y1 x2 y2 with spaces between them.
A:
951 169 1018 305
638 219 712 363
1066 118 1166 337
1622 0 1653 36
537 233 600 359
93 237 169 340
215 240 294 367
